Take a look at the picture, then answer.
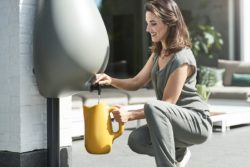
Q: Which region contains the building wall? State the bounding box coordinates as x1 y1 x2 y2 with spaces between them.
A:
176 0 230 65
101 0 147 76
0 0 20 152
19 0 48 152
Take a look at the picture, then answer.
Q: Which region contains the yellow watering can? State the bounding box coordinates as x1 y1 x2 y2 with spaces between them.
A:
83 102 125 154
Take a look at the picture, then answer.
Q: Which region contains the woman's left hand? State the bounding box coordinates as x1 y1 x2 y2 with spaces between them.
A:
112 106 130 123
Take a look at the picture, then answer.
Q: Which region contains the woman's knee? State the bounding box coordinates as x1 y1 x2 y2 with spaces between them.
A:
144 100 172 120
144 100 158 118
199 124 213 144
128 127 151 154
128 130 142 153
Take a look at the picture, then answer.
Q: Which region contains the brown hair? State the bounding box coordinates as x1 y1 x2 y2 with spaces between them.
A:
145 0 192 55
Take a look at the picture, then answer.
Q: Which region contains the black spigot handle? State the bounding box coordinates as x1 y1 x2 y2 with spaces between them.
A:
90 83 101 95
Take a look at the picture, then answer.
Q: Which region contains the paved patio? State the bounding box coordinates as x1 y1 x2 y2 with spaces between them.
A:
72 120 250 167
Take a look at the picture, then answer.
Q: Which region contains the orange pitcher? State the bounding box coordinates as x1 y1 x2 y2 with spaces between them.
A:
83 102 124 154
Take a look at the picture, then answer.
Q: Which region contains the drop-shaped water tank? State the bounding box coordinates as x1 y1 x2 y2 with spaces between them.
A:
33 0 109 98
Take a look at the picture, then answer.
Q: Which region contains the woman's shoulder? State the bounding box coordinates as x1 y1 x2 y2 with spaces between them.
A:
175 48 193 57
172 47 196 66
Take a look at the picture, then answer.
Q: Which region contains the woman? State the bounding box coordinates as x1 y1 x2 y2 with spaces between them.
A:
95 0 212 166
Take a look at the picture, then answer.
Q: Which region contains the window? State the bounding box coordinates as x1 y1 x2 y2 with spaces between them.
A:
94 0 148 77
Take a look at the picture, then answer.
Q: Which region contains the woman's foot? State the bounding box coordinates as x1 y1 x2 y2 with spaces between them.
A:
176 149 191 167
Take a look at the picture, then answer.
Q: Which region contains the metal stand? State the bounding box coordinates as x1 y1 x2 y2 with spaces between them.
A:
47 98 60 167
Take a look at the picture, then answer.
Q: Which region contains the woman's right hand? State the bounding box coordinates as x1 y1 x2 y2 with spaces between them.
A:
95 73 112 86
112 106 131 123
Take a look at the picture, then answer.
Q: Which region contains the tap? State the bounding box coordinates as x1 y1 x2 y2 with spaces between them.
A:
90 83 101 103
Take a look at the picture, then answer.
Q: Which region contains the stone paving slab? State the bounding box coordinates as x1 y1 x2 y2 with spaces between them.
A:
73 122 250 167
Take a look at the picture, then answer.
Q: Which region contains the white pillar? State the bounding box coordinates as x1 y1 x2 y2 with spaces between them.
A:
60 96 73 147
241 0 250 62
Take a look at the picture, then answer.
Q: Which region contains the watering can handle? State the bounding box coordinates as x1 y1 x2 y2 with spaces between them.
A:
109 107 125 140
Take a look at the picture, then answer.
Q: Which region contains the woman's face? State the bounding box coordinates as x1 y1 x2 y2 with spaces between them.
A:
146 11 168 43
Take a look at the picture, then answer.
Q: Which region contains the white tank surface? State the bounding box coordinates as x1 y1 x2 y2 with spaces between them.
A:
33 0 109 97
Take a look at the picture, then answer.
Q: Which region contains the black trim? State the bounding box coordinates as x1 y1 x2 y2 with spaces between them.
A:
47 98 60 167
0 147 71 167
234 0 241 60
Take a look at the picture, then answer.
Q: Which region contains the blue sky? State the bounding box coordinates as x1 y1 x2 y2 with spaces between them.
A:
95 0 102 8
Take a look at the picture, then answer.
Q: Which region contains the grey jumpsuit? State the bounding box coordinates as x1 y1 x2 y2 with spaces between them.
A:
128 48 213 167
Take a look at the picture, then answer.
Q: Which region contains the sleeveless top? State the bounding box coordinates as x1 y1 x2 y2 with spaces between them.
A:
151 48 209 113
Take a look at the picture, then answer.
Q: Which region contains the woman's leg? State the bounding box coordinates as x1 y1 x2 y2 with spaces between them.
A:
128 125 154 156
143 100 212 167
128 126 192 162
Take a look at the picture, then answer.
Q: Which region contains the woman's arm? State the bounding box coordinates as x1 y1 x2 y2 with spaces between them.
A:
113 64 193 123
162 64 194 104
95 53 155 123
95 53 155 91
112 108 145 123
